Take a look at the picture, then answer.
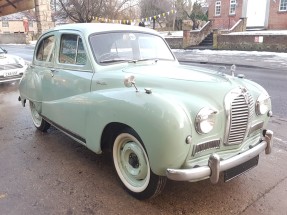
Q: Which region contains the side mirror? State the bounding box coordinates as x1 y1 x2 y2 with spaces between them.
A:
3 49 7 54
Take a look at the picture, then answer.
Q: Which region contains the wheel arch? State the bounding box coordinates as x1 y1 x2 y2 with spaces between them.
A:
100 122 133 153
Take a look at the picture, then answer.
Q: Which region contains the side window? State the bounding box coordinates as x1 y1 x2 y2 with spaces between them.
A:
36 36 55 62
76 38 87 65
59 34 87 65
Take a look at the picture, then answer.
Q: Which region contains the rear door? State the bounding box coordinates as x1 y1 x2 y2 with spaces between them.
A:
29 32 56 104
41 31 93 143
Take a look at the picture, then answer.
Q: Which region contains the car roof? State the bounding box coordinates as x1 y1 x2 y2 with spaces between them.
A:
50 23 159 36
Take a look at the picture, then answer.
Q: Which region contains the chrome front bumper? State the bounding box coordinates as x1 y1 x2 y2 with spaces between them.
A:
166 130 273 184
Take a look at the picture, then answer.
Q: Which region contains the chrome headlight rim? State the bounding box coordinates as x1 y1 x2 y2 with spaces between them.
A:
255 94 270 115
195 107 217 134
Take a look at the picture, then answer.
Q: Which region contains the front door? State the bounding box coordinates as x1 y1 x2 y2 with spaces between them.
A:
246 0 268 28
41 32 94 142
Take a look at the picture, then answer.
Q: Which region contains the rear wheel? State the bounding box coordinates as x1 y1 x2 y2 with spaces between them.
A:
112 128 166 200
29 101 50 132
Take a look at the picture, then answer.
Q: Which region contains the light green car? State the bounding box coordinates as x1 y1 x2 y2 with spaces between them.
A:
19 23 273 200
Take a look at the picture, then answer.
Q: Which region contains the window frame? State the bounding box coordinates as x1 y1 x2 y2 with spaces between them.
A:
279 0 287 11
215 1 221 16
229 0 236 15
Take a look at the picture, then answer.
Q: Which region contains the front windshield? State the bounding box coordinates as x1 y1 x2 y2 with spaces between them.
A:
89 32 175 64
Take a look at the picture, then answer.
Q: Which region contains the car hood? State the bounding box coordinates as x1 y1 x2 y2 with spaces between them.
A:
120 62 263 111
122 63 228 83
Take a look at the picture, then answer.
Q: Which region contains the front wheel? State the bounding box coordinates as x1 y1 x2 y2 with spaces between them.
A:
29 101 50 132
112 128 166 200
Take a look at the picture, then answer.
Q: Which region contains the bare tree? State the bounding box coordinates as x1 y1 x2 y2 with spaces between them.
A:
56 0 134 23
175 0 208 30
139 0 173 29
56 0 103 23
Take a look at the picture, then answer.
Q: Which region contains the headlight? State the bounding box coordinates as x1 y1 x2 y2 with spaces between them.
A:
195 107 217 134
255 94 270 115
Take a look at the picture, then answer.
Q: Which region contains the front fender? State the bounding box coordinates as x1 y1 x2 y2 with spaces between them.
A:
85 89 193 176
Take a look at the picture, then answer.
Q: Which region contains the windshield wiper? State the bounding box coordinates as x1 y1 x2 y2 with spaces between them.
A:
129 58 159 63
100 59 129 64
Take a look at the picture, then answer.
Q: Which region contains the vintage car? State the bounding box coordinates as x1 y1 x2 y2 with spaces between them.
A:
0 47 27 83
18 23 273 200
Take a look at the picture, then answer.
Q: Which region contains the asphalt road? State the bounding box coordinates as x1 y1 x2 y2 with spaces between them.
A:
1 81 287 215
1 44 34 62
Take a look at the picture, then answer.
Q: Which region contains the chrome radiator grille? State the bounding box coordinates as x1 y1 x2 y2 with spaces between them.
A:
227 94 250 145
248 93 255 121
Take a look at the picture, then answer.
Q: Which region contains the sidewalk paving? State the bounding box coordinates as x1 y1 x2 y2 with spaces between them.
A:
172 49 287 71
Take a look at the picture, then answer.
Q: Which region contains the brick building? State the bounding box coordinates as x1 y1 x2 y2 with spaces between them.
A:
268 0 287 29
208 0 287 30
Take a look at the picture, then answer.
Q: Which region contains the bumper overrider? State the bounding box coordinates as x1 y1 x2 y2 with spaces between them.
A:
166 130 273 184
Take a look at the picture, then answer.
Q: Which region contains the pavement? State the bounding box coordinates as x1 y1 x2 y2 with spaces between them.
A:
172 49 287 71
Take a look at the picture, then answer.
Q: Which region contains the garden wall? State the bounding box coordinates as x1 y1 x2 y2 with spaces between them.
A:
0 33 27 44
217 33 287 52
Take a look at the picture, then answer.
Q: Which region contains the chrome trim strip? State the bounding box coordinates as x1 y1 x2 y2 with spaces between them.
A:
41 115 86 144
166 130 273 182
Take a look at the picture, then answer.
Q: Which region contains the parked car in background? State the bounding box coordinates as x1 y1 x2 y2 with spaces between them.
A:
18 23 273 200
0 47 27 83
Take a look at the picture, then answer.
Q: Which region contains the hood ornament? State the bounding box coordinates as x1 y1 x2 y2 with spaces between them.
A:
124 75 139 92
230 64 236 77
240 87 250 104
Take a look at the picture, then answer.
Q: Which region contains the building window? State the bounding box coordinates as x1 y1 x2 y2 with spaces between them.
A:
279 0 287 11
230 0 236 15
2 21 9 27
215 1 221 16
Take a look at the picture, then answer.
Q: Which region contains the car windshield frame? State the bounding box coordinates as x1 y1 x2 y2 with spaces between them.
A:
89 31 175 65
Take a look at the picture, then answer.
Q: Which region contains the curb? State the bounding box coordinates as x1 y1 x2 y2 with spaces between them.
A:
177 59 272 70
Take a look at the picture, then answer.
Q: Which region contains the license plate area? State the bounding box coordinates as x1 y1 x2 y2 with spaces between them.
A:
224 155 259 182
4 71 18 77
